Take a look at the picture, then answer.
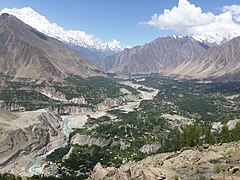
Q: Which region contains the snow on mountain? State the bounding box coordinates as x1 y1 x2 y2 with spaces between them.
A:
193 32 240 45
165 34 240 47
0 7 123 53
1 7 238 57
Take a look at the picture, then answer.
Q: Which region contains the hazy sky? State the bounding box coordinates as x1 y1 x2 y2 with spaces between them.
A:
0 0 240 46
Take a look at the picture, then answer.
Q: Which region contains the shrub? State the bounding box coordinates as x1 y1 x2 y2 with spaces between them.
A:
214 164 222 173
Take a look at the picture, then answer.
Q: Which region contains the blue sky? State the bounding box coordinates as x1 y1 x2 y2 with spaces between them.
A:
0 0 240 46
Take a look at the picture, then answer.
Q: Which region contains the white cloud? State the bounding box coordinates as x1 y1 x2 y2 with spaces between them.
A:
223 5 240 22
141 0 240 42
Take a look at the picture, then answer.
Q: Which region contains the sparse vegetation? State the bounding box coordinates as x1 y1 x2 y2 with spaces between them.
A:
214 164 222 173
195 175 208 180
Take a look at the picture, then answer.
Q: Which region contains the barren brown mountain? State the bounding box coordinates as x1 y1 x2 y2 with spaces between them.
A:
99 36 208 74
100 35 240 81
0 13 103 81
172 36 240 79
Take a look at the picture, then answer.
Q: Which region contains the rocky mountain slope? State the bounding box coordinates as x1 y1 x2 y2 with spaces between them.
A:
172 36 240 79
100 35 240 81
99 36 208 74
88 141 240 180
0 108 64 176
0 13 103 80
0 7 123 64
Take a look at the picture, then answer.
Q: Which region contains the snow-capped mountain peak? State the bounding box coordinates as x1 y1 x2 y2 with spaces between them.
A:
0 7 123 52
169 35 183 39
193 32 240 45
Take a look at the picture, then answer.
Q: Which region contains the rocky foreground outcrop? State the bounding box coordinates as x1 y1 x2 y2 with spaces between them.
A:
88 142 240 180
0 108 64 176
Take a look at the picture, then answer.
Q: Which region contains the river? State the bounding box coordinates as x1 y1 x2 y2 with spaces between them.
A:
28 117 72 176
28 80 158 176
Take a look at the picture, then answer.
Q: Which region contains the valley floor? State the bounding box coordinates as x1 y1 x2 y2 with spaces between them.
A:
29 80 159 176
1 74 240 180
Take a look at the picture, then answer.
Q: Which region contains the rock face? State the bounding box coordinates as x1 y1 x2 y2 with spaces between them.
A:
99 36 208 74
211 119 240 133
0 108 64 176
70 135 160 155
36 86 86 105
0 83 141 115
0 13 103 81
71 134 113 148
96 94 140 111
161 113 196 129
88 142 240 180
139 143 161 154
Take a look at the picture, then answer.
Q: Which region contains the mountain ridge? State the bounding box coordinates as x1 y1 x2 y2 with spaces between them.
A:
0 7 123 63
0 7 123 52
0 13 103 80
100 35 240 81
3 7 240 65
173 36 240 79
99 36 209 74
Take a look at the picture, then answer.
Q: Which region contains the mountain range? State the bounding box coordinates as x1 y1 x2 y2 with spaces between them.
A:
0 10 240 81
193 32 240 46
0 7 123 64
99 36 208 74
100 35 240 80
0 13 102 80
173 36 240 79
2 7 240 65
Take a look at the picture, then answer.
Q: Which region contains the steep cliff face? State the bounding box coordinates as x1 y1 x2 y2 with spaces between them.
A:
0 108 64 176
71 134 113 148
96 94 140 111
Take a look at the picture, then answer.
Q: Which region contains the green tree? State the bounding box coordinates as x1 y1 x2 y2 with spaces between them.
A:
230 122 240 141
220 124 230 143
204 124 215 144
182 125 201 147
